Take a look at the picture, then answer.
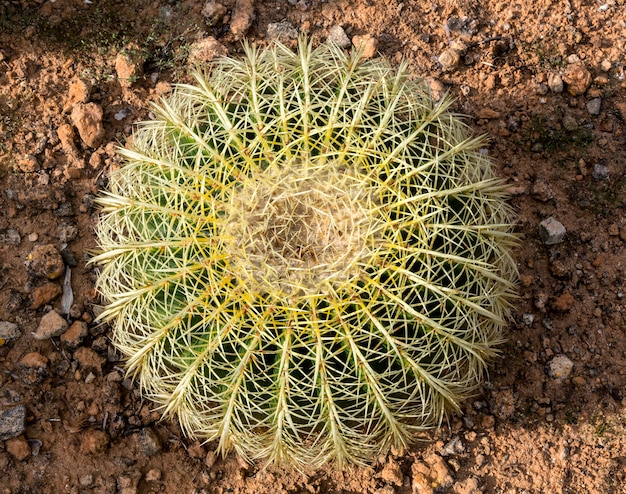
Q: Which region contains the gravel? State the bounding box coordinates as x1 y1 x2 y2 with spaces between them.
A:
538 217 567 245
0 405 27 441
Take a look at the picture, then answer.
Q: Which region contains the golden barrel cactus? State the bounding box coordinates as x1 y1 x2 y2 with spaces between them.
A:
93 38 518 467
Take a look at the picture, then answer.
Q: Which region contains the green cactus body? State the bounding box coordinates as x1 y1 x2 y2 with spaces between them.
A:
94 38 518 467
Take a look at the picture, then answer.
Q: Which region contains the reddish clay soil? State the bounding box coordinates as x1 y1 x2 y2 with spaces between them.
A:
1 0 625 493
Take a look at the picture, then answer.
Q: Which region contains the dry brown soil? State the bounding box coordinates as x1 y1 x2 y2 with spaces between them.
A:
1 0 625 493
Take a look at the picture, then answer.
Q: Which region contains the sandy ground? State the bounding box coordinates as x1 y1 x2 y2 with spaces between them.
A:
1 0 625 492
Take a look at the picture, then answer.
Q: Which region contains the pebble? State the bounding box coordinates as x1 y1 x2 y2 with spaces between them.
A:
63 78 90 113
455 476 483 494
229 0 255 40
586 97 602 116
380 461 403 486
0 321 21 344
79 474 94 487
327 25 351 48
137 428 162 456
441 436 465 456
6 436 31 461
115 45 143 88
562 62 592 95
267 22 298 42
27 244 65 280
205 450 217 469
145 469 162 482
547 72 563 93
522 313 535 326
61 321 88 348
548 354 574 379
30 282 63 310
538 217 566 245
591 163 609 180
352 34 378 59
18 352 49 384
438 48 461 71
188 37 228 65
201 1 227 26
71 103 105 148
0 229 21 245
34 310 69 340
74 347 106 374
0 405 27 441
117 472 141 494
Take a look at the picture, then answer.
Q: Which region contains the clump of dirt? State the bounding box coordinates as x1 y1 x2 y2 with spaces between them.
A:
1 0 625 493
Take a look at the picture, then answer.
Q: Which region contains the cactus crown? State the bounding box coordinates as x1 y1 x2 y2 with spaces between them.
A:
93 38 518 467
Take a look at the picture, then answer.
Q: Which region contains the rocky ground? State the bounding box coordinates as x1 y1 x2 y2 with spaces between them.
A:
1 0 625 493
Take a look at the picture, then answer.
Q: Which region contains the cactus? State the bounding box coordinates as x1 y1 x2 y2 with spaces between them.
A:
93 38 518 467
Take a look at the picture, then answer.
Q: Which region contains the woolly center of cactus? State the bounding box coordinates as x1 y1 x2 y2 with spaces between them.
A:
225 161 378 296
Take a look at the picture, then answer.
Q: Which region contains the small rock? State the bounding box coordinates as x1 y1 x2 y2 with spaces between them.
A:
137 428 162 456
115 44 144 88
425 77 446 101
34 310 68 340
442 436 465 456
572 376 586 386
57 123 82 163
522 313 535 326
380 461 403 486
63 78 91 113
27 244 65 280
586 97 602 116
6 436 31 461
16 154 39 173
188 37 228 66
455 476 483 494
205 450 217 469
80 429 110 455
0 405 27 440
118 471 141 494
30 282 63 310
267 22 298 42
56 224 78 243
538 217 566 245
61 321 88 348
591 163 609 180
530 177 553 202
145 469 162 482
352 34 378 59
0 321 21 344
411 460 434 494
114 108 132 121
74 347 106 373
18 352 49 384
425 454 454 490
547 72 563 93
79 474 94 487
548 354 574 379
327 25 351 48
230 0 255 40
491 389 515 420
438 48 461 71
476 108 501 119
562 62 591 95
71 103 105 148
201 1 227 26
0 229 21 245
187 440 206 459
